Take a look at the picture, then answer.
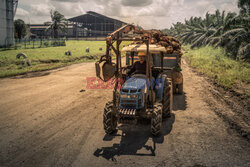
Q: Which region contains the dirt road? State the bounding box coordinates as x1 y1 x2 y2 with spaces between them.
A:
0 60 249 167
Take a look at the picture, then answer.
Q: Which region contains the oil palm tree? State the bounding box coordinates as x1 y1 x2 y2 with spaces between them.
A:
206 11 237 47
238 0 250 15
162 0 250 61
47 10 68 38
178 13 216 48
222 13 250 60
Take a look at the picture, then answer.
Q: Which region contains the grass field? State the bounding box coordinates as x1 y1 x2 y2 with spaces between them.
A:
183 45 250 95
0 40 129 78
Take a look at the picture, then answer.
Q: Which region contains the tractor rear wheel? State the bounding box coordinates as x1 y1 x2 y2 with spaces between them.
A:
151 103 162 136
103 101 117 134
162 78 173 118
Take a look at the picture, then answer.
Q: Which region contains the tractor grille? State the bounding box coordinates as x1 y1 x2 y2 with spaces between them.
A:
130 89 137 93
120 99 137 109
121 104 136 108
121 89 139 93
138 100 142 107
121 89 129 93
120 99 136 103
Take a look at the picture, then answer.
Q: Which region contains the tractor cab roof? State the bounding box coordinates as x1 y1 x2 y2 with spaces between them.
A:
122 44 167 53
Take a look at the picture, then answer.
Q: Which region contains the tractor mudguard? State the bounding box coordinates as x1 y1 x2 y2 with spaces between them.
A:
155 76 165 101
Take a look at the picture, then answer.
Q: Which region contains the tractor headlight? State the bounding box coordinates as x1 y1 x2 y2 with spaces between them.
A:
130 94 137 98
120 94 128 98
120 94 137 98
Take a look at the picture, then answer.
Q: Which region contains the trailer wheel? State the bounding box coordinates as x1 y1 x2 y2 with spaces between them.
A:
151 103 162 136
103 101 117 134
162 78 173 118
173 72 183 94
177 82 183 94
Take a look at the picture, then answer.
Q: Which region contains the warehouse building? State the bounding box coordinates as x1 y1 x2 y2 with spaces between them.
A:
28 24 75 38
29 11 126 38
0 0 18 47
68 11 126 37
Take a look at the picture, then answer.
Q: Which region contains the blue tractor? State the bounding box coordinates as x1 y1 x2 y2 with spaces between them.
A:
95 25 183 136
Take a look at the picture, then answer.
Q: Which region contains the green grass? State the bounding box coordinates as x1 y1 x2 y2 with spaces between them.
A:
183 45 250 95
0 40 130 78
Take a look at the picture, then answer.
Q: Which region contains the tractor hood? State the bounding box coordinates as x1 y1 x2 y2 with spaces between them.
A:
122 76 147 91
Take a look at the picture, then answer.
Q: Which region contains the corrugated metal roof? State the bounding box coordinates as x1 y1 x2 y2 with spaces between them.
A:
68 11 126 24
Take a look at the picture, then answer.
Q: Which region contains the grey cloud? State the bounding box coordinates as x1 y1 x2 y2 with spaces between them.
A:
121 0 152 7
51 0 81 2
30 3 55 16
16 8 29 16
103 1 122 17
16 0 239 29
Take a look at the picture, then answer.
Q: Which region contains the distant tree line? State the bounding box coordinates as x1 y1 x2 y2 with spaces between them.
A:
163 0 250 62
14 10 68 40
14 19 27 39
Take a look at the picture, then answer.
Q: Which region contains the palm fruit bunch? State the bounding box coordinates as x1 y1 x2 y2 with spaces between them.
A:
132 29 183 56
150 30 183 56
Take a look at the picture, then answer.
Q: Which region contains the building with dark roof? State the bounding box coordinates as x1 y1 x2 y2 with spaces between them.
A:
29 11 126 38
68 11 126 37
28 24 75 38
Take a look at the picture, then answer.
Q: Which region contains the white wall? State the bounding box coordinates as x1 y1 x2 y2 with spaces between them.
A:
0 0 14 47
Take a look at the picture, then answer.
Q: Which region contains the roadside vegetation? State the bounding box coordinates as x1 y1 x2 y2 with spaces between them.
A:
163 0 249 96
183 45 250 96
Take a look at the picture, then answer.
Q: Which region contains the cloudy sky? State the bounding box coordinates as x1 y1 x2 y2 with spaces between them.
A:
15 0 239 29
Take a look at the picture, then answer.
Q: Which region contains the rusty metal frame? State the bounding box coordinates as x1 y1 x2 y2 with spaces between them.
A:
104 24 154 108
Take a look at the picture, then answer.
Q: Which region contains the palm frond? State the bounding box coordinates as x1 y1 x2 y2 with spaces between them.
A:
222 28 245 38
191 33 207 48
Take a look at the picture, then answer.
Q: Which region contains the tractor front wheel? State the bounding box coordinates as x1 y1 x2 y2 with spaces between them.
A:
151 103 162 136
103 101 117 134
